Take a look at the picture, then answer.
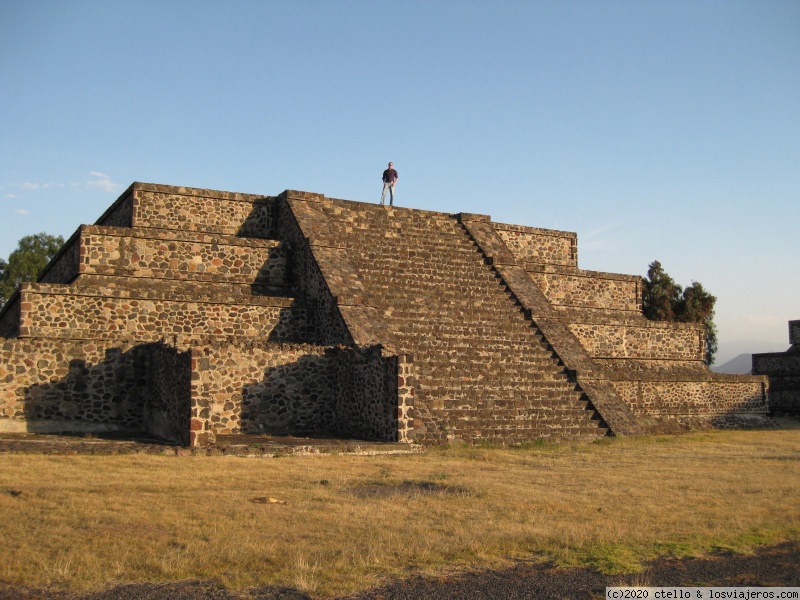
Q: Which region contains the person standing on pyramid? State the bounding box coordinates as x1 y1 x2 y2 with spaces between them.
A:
380 161 398 206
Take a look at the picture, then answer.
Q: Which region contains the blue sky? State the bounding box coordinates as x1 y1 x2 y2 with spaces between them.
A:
1 0 798 363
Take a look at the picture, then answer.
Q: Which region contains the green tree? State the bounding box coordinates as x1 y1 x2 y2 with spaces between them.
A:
0 233 64 308
702 317 719 367
641 261 681 321
0 258 6 302
642 261 718 365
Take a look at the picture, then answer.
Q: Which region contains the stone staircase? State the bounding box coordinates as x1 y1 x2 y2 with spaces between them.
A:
311 200 608 443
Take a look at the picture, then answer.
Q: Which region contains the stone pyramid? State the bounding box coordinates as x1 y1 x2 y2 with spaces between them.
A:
0 183 772 447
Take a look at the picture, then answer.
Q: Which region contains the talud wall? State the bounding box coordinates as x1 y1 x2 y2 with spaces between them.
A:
0 338 189 441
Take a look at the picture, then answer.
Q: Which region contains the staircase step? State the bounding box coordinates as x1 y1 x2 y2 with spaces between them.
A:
14 282 306 342
42 225 288 287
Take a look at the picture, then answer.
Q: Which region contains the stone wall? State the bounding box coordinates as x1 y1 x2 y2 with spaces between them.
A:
494 223 577 267
610 376 769 425
0 336 405 446
568 319 704 360
0 337 193 441
15 283 307 342
332 346 402 442
41 226 288 288
395 353 415 443
145 343 192 444
0 338 147 433
189 343 333 442
132 183 276 237
526 267 641 313
752 320 800 414
188 342 403 446
0 296 20 339
276 193 354 346
753 353 800 375
38 229 81 285
95 184 134 228
764 377 800 414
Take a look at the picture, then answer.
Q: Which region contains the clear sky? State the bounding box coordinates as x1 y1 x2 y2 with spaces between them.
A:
1 0 798 364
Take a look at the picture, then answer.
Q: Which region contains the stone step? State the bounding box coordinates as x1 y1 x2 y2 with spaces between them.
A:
13 282 307 342
41 225 290 288
103 183 279 237
412 351 556 363
341 237 480 252
385 313 527 324
342 238 476 252
442 422 607 441
390 333 551 349
413 375 573 388
342 239 481 253
408 348 562 363
446 420 606 431
438 396 591 410
48 277 293 303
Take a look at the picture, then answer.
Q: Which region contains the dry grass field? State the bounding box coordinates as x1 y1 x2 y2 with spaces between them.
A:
0 427 798 598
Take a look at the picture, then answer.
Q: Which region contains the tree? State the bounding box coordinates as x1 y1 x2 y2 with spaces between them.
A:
0 258 6 304
702 317 719 367
641 261 681 321
642 261 718 365
0 233 64 308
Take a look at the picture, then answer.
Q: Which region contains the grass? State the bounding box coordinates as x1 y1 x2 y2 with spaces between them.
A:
0 428 798 597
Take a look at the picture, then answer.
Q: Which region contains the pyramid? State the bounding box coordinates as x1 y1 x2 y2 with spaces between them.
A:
0 183 772 446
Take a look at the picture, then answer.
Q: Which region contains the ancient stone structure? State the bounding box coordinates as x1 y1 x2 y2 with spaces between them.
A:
752 321 800 415
0 183 771 447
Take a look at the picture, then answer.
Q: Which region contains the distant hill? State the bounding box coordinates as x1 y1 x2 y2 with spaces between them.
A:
711 353 753 374
714 340 788 367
